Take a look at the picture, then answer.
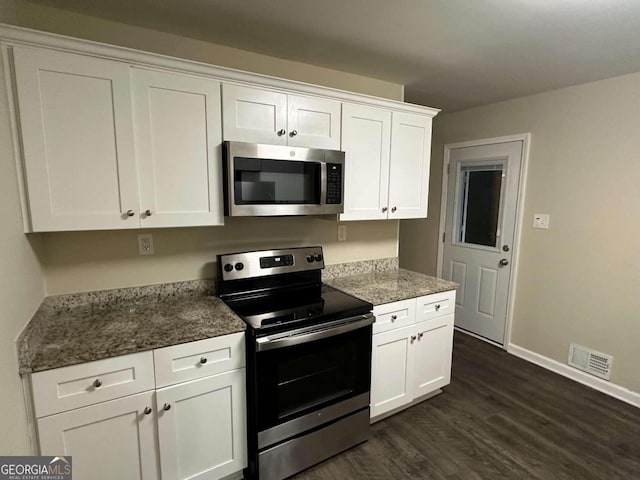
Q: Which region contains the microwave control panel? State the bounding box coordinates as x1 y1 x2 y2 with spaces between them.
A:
326 163 343 204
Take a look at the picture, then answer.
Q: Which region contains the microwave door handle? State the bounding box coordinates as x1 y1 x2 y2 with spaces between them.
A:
256 314 374 352
320 161 328 206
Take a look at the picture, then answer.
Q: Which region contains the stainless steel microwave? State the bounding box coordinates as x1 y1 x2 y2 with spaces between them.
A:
222 141 345 216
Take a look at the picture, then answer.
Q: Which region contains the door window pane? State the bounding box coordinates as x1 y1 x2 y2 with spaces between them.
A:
458 164 503 247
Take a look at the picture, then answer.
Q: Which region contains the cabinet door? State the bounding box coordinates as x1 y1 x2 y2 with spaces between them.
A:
221 84 287 144
156 369 247 480
287 94 341 149
413 315 454 398
37 391 159 480
132 69 224 227
370 325 415 418
388 112 432 219
340 104 391 221
13 46 139 231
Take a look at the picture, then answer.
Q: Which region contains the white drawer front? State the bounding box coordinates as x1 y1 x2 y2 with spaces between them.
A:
417 290 456 322
154 333 245 388
31 351 155 418
372 298 416 334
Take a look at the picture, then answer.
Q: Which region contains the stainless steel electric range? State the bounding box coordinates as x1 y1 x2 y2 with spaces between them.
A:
217 246 374 480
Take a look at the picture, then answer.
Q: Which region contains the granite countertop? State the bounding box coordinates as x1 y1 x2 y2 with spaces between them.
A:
17 280 245 374
324 268 458 306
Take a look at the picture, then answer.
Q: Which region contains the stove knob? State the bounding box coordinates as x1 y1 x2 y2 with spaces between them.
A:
223 263 233 272
235 262 244 271
306 255 315 263
315 254 323 262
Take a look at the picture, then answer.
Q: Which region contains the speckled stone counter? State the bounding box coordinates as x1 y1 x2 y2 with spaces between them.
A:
17 280 245 374
324 268 458 306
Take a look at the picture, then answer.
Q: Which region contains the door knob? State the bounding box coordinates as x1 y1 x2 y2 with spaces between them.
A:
499 258 509 267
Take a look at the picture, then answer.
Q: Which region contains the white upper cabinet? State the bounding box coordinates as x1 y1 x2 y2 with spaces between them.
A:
340 104 391 221
388 112 432 219
340 105 432 221
131 68 224 228
222 84 341 149
13 46 140 231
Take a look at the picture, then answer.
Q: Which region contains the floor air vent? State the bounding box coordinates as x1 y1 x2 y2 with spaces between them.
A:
568 343 613 380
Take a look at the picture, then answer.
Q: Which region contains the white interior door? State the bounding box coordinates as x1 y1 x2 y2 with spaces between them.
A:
442 140 523 344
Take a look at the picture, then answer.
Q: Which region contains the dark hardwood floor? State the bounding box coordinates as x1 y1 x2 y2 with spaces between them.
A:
295 332 640 479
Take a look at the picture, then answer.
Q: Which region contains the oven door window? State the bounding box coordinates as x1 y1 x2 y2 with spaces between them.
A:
233 157 321 205
255 326 371 431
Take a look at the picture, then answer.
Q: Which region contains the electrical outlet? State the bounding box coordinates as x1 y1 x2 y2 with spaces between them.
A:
533 213 550 229
138 234 154 255
338 225 347 241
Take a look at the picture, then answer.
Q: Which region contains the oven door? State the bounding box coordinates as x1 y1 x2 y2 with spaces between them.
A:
255 314 373 447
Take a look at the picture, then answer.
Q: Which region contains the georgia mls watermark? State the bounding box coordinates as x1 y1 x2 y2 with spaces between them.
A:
0 456 72 480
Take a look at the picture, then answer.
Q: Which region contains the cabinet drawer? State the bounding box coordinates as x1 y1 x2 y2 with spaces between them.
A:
416 290 456 323
31 351 155 418
372 298 416 334
154 333 245 388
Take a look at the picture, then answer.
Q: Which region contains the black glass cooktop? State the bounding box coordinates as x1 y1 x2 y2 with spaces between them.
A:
223 283 372 332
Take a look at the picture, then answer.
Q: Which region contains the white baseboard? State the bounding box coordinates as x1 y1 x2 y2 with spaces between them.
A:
507 343 640 408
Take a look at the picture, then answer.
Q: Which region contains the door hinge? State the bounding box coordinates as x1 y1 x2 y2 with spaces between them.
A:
446 163 450 175
442 232 446 242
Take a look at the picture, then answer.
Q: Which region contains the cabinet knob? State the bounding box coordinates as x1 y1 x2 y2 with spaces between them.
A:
435 304 441 311
418 332 424 340
144 209 152 217
391 206 397 213
391 315 397 321
163 403 171 411
144 407 152 415
277 129 286 136
199 357 208 365
382 207 388 213
126 210 135 217
93 379 102 388
289 130 298 137
410 335 417 343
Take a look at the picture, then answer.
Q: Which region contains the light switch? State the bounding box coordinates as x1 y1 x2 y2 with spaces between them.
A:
533 213 550 229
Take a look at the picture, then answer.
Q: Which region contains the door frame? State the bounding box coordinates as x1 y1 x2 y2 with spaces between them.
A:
436 133 531 348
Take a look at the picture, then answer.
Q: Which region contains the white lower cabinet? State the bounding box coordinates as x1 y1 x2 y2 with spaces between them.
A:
370 291 455 419
38 391 160 480
156 370 247 480
32 334 247 480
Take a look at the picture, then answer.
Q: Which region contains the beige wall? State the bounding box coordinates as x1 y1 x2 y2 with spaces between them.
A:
10 1 402 101
0 44 46 453
400 73 640 394
43 219 398 295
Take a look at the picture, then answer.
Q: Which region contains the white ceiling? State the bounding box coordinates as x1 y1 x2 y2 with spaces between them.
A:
25 0 640 111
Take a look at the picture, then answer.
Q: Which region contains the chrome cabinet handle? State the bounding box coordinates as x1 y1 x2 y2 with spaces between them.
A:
126 210 135 217
199 357 208 365
144 407 152 415
410 335 417 343
289 130 298 137
144 209 152 217
163 403 171 411
391 206 397 213
382 207 388 213
435 304 441 311
499 258 509 267
93 379 102 388
277 129 286 136
418 332 424 340
391 315 397 321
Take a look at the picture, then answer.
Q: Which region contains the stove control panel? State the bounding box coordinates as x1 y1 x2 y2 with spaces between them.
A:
217 246 325 281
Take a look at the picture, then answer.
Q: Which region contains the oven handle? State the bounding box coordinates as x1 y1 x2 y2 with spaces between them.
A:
256 313 374 352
